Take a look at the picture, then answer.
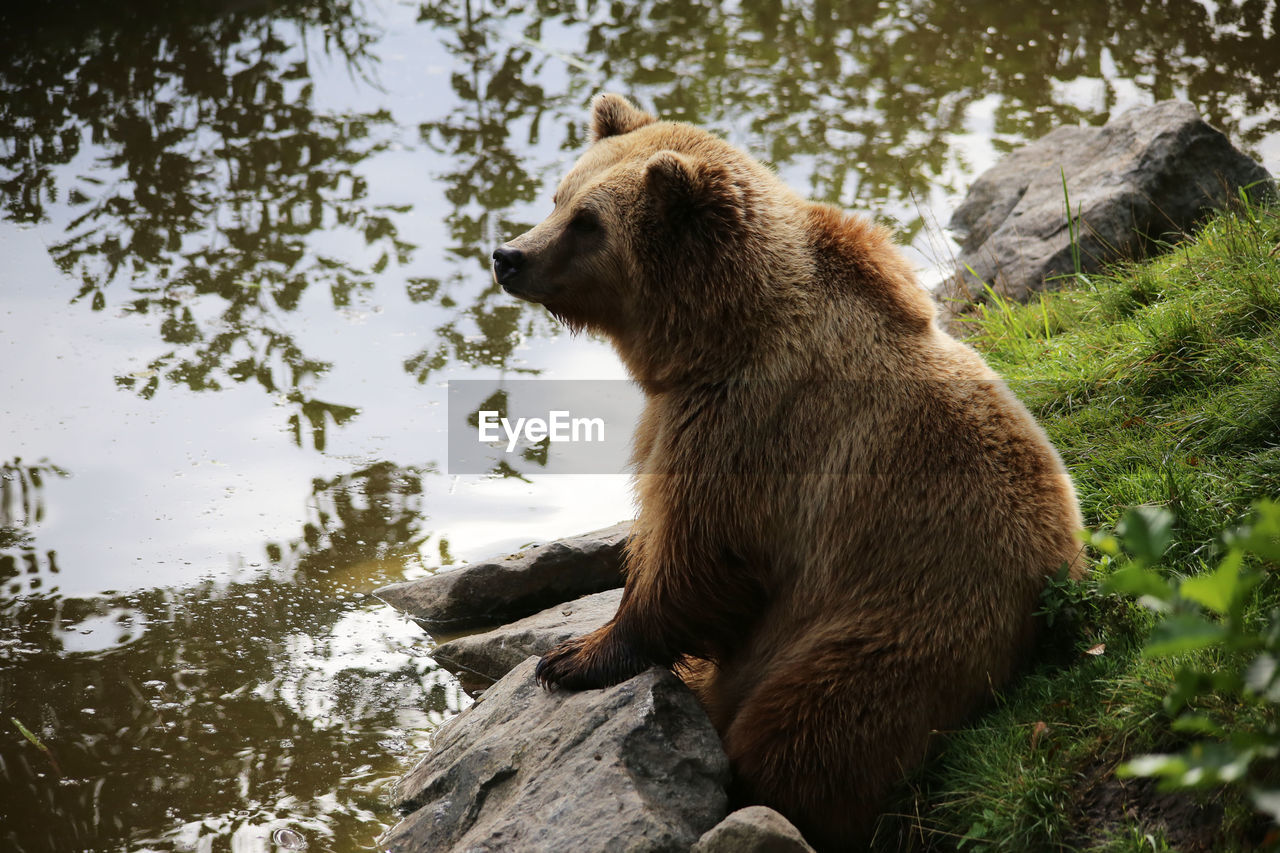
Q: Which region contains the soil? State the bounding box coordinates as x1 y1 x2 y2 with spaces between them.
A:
1069 760 1266 850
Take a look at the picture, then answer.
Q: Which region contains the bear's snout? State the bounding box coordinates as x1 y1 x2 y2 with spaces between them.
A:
492 246 525 291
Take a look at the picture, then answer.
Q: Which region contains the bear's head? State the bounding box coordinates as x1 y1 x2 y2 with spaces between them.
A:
493 94 804 376
493 94 937 381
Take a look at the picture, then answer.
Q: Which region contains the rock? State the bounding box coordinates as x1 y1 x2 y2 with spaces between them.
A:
383 658 730 853
374 522 630 634
945 101 1273 307
692 807 817 853
432 588 622 697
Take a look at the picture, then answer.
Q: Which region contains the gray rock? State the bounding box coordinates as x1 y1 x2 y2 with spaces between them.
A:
692 807 816 853
432 588 623 697
945 101 1273 306
374 522 630 634
383 658 730 853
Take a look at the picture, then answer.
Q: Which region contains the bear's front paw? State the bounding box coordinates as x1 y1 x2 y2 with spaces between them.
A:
535 628 648 690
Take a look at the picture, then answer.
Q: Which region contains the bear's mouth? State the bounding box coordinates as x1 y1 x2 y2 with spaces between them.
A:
499 279 542 303
497 275 553 305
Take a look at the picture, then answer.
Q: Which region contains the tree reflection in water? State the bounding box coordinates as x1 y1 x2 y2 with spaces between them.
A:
5 0 1275 407
1 0 411 450
417 0 1277 247
0 459 69 585
0 461 462 853
405 0 561 383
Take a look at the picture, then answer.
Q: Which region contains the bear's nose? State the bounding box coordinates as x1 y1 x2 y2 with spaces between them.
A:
492 246 525 285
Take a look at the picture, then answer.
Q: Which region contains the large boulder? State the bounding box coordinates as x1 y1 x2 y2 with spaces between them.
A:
374 522 629 634
383 658 730 853
692 807 816 853
432 588 622 697
945 101 1273 306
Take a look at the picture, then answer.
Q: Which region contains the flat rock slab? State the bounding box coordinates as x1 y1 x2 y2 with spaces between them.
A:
374 522 629 634
945 100 1272 306
383 658 730 853
692 806 816 853
432 588 623 697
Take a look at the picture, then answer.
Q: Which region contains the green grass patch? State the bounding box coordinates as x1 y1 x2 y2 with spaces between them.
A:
881 201 1280 851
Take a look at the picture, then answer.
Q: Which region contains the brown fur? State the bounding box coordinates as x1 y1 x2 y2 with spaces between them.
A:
496 93 1086 851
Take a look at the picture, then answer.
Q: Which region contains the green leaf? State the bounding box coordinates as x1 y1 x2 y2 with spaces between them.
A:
1209 667 1245 695
1171 714 1224 737
1165 666 1214 714
1123 741 1257 789
1183 740 1257 785
1179 550 1244 615
11 717 43 749
1120 753 1187 779
1104 564 1175 609
1240 501 1280 562
1084 529 1121 557
1145 613 1228 657
1246 653 1280 701
1116 506 1175 564
1254 790 1280 822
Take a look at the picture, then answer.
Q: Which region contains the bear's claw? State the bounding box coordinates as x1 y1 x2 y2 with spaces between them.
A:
535 630 648 690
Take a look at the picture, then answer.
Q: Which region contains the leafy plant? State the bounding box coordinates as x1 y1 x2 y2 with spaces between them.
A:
1099 501 1280 819
11 717 61 778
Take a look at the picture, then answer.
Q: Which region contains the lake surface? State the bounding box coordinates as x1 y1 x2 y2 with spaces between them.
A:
2 1 1276 850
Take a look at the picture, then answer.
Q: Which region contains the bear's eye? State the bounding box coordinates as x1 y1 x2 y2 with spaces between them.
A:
569 210 601 234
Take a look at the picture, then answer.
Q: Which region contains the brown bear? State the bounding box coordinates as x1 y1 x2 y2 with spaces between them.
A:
491 93 1085 850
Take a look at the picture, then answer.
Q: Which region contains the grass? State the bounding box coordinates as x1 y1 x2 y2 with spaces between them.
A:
878 200 1280 851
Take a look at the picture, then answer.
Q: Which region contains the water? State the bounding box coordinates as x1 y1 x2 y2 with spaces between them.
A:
1 1 1276 850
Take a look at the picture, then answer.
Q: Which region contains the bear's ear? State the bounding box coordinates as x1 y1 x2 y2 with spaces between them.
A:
644 151 745 225
590 93 656 141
